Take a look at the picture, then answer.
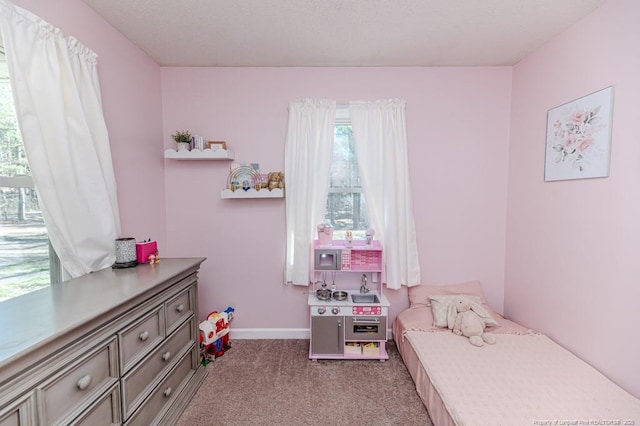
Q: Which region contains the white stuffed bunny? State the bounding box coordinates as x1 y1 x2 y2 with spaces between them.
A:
446 295 496 347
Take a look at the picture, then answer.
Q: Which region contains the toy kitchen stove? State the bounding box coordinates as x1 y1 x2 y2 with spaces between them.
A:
310 296 384 317
308 240 389 361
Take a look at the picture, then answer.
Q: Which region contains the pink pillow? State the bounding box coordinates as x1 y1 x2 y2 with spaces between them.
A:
408 280 487 308
403 281 534 334
396 305 531 335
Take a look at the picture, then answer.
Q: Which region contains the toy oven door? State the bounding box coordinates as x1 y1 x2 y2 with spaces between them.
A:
344 316 386 341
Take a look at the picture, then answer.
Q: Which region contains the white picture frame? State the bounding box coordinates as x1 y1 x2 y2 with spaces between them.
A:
544 86 614 182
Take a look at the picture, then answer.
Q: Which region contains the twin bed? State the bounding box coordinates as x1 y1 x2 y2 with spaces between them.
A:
392 281 640 425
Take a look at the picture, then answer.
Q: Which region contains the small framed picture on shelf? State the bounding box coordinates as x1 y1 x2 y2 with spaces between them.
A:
208 141 227 151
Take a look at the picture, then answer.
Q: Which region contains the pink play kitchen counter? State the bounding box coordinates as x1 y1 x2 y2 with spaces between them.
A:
308 240 389 361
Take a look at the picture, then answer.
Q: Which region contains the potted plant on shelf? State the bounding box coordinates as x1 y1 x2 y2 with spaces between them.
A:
172 130 192 151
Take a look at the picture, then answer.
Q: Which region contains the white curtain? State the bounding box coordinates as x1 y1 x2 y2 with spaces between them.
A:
350 99 421 289
0 0 121 277
285 99 336 285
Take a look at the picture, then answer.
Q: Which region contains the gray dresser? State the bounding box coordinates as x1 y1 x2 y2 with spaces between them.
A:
0 257 207 425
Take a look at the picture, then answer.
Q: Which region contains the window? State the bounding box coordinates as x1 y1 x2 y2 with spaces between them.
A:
323 110 369 240
0 44 58 302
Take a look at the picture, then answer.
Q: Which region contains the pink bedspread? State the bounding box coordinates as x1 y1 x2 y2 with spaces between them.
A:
405 330 640 425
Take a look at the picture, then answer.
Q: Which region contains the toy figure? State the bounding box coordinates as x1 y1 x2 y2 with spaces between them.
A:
199 306 235 364
148 252 160 264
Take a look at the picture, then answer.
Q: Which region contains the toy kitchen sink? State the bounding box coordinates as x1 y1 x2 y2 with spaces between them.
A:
351 293 380 304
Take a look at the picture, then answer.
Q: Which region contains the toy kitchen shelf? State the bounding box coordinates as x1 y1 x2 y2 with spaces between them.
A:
309 240 389 361
164 148 235 160
220 188 284 199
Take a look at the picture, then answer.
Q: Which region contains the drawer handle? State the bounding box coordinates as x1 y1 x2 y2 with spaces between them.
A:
175 304 185 313
163 387 172 397
76 375 92 390
162 351 171 362
139 330 150 341
352 318 380 324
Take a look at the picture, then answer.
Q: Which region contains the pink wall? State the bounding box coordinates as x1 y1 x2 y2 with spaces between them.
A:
12 0 167 247
15 0 637 401
12 0 511 344
505 0 640 397
161 67 512 332
17 0 637 399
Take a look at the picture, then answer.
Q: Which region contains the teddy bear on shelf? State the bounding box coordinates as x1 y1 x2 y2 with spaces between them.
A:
447 295 496 347
266 171 284 191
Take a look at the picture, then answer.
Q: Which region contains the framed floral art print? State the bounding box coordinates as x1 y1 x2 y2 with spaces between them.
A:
544 86 614 182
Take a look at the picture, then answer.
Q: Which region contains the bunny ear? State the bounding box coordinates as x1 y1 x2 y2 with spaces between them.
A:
447 302 457 329
470 302 490 319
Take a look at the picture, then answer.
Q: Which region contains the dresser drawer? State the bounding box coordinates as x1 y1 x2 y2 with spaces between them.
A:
0 393 35 426
71 383 121 426
119 306 164 373
121 317 195 418
38 337 118 426
0 409 19 426
165 286 194 334
126 348 197 426
0 411 19 426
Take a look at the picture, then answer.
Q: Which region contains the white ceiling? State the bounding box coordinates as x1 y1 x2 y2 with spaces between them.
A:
81 0 606 67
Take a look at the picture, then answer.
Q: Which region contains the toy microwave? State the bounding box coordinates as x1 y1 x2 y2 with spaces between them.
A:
314 248 342 270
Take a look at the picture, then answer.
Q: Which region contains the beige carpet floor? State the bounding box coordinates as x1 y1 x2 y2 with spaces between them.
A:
177 339 432 426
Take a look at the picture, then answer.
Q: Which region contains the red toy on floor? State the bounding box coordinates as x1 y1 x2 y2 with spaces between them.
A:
199 307 235 364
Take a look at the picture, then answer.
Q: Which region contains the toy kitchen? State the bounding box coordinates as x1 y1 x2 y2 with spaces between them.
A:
308 226 389 361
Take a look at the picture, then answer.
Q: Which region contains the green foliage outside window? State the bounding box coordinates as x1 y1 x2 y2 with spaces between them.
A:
0 83 37 222
324 124 369 240
0 77 50 301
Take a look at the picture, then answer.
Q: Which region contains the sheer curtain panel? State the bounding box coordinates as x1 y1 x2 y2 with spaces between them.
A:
350 99 421 289
0 0 121 277
285 99 336 285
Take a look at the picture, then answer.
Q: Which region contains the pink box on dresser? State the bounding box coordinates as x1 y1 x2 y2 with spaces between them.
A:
136 240 158 263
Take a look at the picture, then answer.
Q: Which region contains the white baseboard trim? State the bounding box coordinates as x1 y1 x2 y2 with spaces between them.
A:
229 328 394 340
230 328 310 339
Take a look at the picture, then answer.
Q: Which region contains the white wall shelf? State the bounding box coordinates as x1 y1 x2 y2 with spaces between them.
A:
164 148 235 160
221 188 284 199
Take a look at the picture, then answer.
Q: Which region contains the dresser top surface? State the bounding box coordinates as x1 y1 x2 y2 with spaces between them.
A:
0 257 205 370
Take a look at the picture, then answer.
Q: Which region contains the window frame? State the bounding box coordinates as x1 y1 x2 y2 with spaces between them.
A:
323 107 369 240
0 46 63 299
0 175 63 286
